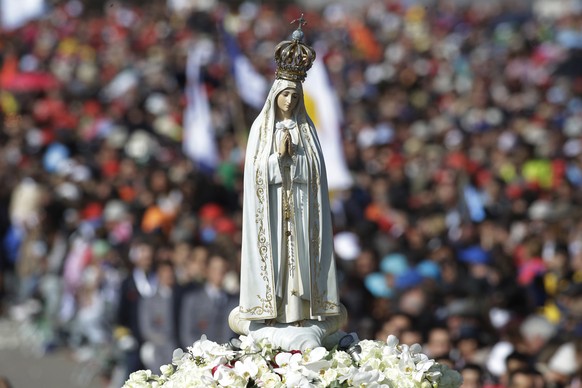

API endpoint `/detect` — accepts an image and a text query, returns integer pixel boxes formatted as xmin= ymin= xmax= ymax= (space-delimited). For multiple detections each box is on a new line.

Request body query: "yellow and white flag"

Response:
xmin=304 ymin=57 xmax=352 ymax=190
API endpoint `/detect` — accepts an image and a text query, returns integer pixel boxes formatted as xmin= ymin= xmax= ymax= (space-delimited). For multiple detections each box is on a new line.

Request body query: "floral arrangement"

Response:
xmin=123 ymin=334 xmax=462 ymax=388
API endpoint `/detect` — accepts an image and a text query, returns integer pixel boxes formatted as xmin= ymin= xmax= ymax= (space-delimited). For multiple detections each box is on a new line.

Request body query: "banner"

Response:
xmin=182 ymin=40 xmax=219 ymax=171
xmin=223 ymin=29 xmax=268 ymax=110
xmin=304 ymin=57 xmax=352 ymax=190
xmin=1 ymin=0 xmax=45 ymax=30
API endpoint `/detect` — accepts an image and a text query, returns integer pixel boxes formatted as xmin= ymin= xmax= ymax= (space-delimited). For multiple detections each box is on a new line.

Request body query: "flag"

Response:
xmin=223 ymin=29 xmax=268 ymax=110
xmin=183 ymin=40 xmax=219 ymax=171
xmin=304 ymin=57 xmax=352 ymax=190
xmin=1 ymin=0 xmax=45 ymax=30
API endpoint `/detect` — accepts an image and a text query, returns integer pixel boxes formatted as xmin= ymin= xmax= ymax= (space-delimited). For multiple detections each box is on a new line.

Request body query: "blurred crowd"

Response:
xmin=1 ymin=0 xmax=582 ymax=387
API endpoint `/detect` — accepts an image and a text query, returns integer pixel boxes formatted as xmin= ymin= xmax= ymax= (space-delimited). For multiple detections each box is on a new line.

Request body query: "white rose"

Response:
xmin=256 ymin=371 xmax=283 ymax=388
xmin=321 ymin=368 xmax=339 ymax=385
xmin=331 ymin=350 xmax=353 ymax=368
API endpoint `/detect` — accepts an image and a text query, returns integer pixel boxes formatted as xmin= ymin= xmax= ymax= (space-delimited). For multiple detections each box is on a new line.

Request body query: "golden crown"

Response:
xmin=274 ymin=14 xmax=316 ymax=82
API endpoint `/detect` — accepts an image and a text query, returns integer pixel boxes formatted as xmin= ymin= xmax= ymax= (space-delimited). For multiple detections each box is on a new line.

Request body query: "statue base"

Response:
xmin=228 ymin=304 xmax=348 ymax=351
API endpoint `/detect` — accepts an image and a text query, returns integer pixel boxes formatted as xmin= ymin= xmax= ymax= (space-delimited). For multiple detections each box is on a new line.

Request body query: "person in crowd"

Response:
xmin=507 ymin=368 xmax=544 ymax=388
xmin=138 ymin=261 xmax=177 ymax=372
xmin=0 ymin=376 xmax=12 ymax=388
xmin=375 ymin=311 xmax=414 ymax=341
xmin=179 ymin=254 xmax=238 ymax=347
xmin=116 ymin=239 xmax=157 ymax=376
xmin=460 ymin=363 xmax=484 ymax=388
xmin=425 ymin=326 xmax=453 ymax=359
xmin=500 ymin=351 xmax=531 ymax=388
xmin=399 ymin=326 xmax=423 ymax=346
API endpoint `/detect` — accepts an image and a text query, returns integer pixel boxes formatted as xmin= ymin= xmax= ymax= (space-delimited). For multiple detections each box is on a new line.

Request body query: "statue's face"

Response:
xmin=276 ymin=87 xmax=299 ymax=117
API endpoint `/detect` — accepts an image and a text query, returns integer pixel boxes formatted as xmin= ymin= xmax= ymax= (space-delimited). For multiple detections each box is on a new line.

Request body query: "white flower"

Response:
xmin=188 ymin=336 xmax=236 ymax=368
xmin=337 ymin=366 xmax=359 ymax=384
xmin=331 ymin=350 xmax=353 ymax=368
xmin=302 ymin=347 xmax=327 ymax=362
xmin=255 ymin=371 xmax=283 ymax=388
xmin=129 ymin=370 xmax=153 ymax=382
xmin=272 ymin=353 xmax=298 ymax=379
xmin=361 ymin=356 xmax=387 ymax=373
xmin=213 ymin=365 xmax=246 ymax=387
xmin=123 ymin=333 xmax=462 ymax=388
xmin=283 ymin=370 xmax=315 ymax=388
xmin=350 ymin=365 xmax=381 ymax=388
xmin=273 ymin=349 xmax=330 ymax=387
xmin=160 ymin=364 xmax=174 ymax=377
xmin=255 ymin=356 xmax=273 ymax=378
xmin=386 ymin=334 xmax=399 ymax=348
xmin=398 ymin=345 xmax=419 ymax=378
xmin=273 ymin=351 xmax=294 ymax=371
xmin=123 ymin=370 xmax=157 ymax=388
xmin=300 ymin=347 xmax=331 ymax=378
xmin=172 ymin=348 xmax=188 ymax=366
xmin=239 ymin=334 xmax=261 ymax=353
xmin=409 ymin=343 xmax=422 ymax=354
xmin=320 ymin=367 xmax=339 ymax=386
xmin=358 ymin=340 xmax=384 ymax=363
xmin=164 ymin=359 xmax=214 ymax=388
xmin=258 ymin=337 xmax=275 ymax=357
xmin=302 ymin=360 xmax=331 ymax=382
xmin=234 ymin=357 xmax=259 ymax=381
xmin=123 ymin=381 xmax=151 ymax=388
xmin=413 ymin=356 xmax=435 ymax=382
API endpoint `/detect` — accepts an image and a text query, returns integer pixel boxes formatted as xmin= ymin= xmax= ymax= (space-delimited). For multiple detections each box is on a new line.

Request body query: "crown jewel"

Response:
xmin=274 ymin=14 xmax=316 ymax=82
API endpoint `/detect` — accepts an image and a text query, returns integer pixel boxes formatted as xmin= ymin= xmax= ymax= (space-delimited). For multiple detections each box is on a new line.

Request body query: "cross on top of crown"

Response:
xmin=291 ymin=14 xmax=307 ymax=31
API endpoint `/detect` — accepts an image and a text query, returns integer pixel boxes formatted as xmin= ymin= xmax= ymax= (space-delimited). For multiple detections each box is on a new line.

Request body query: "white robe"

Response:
xmin=239 ymin=79 xmax=340 ymax=322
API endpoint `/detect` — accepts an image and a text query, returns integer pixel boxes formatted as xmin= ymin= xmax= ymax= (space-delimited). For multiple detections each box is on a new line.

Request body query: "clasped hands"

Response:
xmin=278 ymin=128 xmax=294 ymax=157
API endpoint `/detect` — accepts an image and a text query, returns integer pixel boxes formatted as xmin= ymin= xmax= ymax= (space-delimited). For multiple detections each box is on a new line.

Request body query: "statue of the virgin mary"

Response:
xmin=237 ymin=17 xmax=341 ymax=328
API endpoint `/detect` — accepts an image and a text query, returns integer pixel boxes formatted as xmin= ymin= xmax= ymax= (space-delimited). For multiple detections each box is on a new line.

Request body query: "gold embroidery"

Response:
xmin=240 ymin=111 xmax=276 ymax=318
xmin=300 ymin=122 xmax=339 ymax=315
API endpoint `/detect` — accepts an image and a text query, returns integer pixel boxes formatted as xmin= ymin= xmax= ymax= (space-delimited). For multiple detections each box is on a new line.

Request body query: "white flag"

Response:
xmin=183 ymin=40 xmax=219 ymax=170
xmin=223 ymin=29 xmax=268 ymax=110
xmin=1 ymin=0 xmax=45 ymax=30
xmin=304 ymin=57 xmax=352 ymax=190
